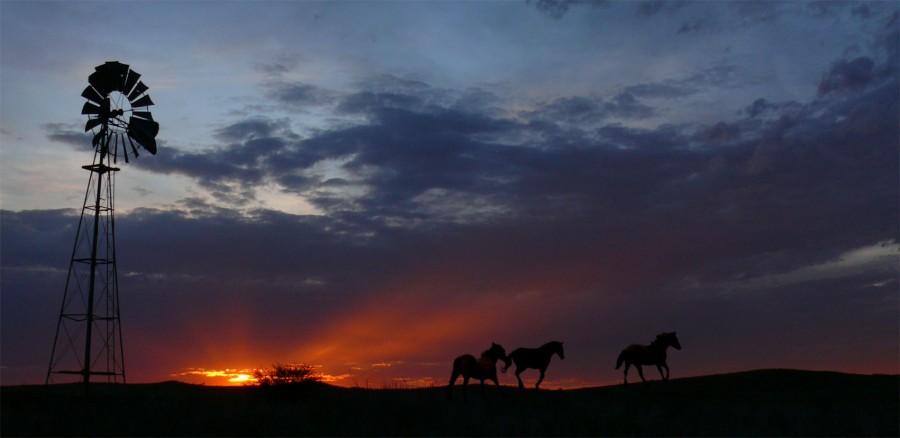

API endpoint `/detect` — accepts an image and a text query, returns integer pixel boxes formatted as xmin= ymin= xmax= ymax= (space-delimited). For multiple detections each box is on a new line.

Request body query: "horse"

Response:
xmin=501 ymin=341 xmax=564 ymax=389
xmin=615 ymin=332 xmax=681 ymax=385
xmin=447 ymin=343 xmax=510 ymax=401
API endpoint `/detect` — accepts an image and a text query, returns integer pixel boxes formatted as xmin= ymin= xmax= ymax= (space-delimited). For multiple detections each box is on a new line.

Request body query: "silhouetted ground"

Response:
xmin=2 ymin=369 xmax=897 ymax=436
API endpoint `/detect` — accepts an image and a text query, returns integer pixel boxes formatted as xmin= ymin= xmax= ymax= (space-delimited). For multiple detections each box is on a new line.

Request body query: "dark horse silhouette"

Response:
xmin=447 ymin=343 xmax=509 ymax=401
xmin=501 ymin=341 xmax=564 ymax=389
xmin=615 ymin=331 xmax=681 ymax=385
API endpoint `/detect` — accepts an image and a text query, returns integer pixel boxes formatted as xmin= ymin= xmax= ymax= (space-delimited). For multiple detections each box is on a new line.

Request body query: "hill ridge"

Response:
xmin=3 ymin=368 xmax=897 ymax=436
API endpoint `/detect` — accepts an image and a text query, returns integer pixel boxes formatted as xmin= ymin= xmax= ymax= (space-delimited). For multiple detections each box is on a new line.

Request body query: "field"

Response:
xmin=2 ymin=369 xmax=897 ymax=436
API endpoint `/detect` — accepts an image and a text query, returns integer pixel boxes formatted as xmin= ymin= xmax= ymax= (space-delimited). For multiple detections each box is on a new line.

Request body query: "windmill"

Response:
xmin=46 ymin=61 xmax=159 ymax=386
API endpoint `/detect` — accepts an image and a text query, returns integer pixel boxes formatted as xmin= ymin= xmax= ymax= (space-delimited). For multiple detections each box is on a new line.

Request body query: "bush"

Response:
xmin=253 ymin=363 xmax=322 ymax=386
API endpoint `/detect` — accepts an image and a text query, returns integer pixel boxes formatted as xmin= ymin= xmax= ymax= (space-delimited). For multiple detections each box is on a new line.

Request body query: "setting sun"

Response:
xmin=228 ymin=374 xmax=254 ymax=384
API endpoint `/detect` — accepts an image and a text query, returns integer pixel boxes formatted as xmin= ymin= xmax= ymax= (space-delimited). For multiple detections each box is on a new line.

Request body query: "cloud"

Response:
xmin=214 ymin=118 xmax=287 ymax=142
xmin=818 ymin=56 xmax=875 ymax=95
xmin=254 ymin=54 xmax=303 ymax=78
xmin=117 ymin=46 xmax=897 ymax=256
xmin=530 ymin=0 xmax=608 ymax=20
xmin=266 ymin=80 xmax=337 ymax=109
xmin=676 ymin=20 xmax=706 ymax=34
xmin=636 ymin=0 xmax=685 ymax=18
xmin=696 ymin=121 xmax=740 ymax=143
xmin=42 ymin=123 xmax=90 ymax=147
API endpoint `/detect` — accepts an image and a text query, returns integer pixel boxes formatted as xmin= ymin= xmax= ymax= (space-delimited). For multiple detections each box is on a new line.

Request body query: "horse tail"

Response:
xmin=615 ymin=351 xmax=625 ymax=369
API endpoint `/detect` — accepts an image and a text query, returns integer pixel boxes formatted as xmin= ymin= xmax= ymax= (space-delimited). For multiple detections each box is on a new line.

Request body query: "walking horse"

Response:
xmin=616 ymin=332 xmax=681 ymax=385
xmin=501 ymin=341 xmax=565 ymax=389
xmin=447 ymin=343 xmax=509 ymax=401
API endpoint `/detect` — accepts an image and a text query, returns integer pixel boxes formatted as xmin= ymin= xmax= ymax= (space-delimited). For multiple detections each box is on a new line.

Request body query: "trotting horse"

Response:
xmin=501 ymin=341 xmax=565 ymax=389
xmin=447 ymin=343 xmax=509 ymax=401
xmin=615 ymin=332 xmax=681 ymax=385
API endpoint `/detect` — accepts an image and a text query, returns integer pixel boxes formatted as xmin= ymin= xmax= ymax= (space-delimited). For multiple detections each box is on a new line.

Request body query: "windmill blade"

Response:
xmin=81 ymin=86 xmax=104 ymax=105
xmin=122 ymin=70 xmax=141 ymax=96
xmin=132 ymin=111 xmax=154 ymax=120
xmin=128 ymin=116 xmax=160 ymax=139
xmin=112 ymin=133 xmax=119 ymax=164
xmin=127 ymin=81 xmax=149 ymax=101
xmin=88 ymin=71 xmax=114 ymax=96
xmin=126 ymin=134 xmax=138 ymax=161
xmin=112 ymin=63 xmax=131 ymax=92
xmin=127 ymin=132 xmax=157 ymax=155
xmin=130 ymin=94 xmax=155 ymax=108
xmin=85 ymin=118 xmax=103 ymax=132
xmin=130 ymin=137 xmax=140 ymax=158
xmin=82 ymin=102 xmax=102 ymax=115
xmin=141 ymin=138 xmax=156 ymax=155
xmin=89 ymin=62 xmax=129 ymax=96
xmin=127 ymin=116 xmax=159 ymax=155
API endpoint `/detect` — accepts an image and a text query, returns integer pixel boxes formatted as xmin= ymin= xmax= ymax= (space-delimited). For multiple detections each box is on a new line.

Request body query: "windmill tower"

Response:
xmin=46 ymin=61 xmax=159 ymax=385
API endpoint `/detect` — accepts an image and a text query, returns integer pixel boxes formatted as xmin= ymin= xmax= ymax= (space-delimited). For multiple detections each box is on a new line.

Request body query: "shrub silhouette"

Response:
xmin=253 ymin=363 xmax=322 ymax=386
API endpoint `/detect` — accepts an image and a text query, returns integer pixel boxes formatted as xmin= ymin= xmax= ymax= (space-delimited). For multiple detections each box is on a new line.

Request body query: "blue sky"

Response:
xmin=2 ymin=1 xmax=897 ymax=387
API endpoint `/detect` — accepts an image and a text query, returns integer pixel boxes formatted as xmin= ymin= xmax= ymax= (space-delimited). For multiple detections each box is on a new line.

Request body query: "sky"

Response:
xmin=1 ymin=0 xmax=898 ymax=388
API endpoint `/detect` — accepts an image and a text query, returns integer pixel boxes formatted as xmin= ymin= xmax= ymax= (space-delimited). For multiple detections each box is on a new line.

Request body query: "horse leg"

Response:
xmin=462 ymin=376 xmax=470 ymax=403
xmin=660 ymin=362 xmax=670 ymax=381
xmin=535 ymin=368 xmax=545 ymax=389
xmin=635 ymin=364 xmax=647 ymax=383
xmin=447 ymin=368 xmax=460 ymax=400
xmin=623 ymin=362 xmax=630 ymax=385
xmin=490 ymin=374 xmax=506 ymax=398
xmin=480 ymin=378 xmax=486 ymax=399
xmin=515 ymin=367 xmax=525 ymax=389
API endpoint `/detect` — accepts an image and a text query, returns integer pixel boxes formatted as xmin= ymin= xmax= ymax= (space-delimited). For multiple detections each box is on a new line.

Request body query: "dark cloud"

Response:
xmin=266 ymin=80 xmax=336 ymax=108
xmin=624 ymin=82 xmax=697 ymax=99
xmin=530 ymin=0 xmax=608 ymax=20
xmin=696 ymin=121 xmax=740 ymax=143
xmin=746 ymin=98 xmax=775 ymax=118
xmin=676 ymin=20 xmax=706 ymax=34
xmin=532 ymin=0 xmax=571 ymax=19
xmin=42 ymin=123 xmax=90 ymax=147
xmin=744 ymin=98 xmax=803 ymax=119
xmin=620 ymin=66 xmax=744 ymax=103
xmin=523 ymin=93 xmax=654 ymax=129
xmin=607 ymin=91 xmax=655 ymax=119
xmin=685 ymin=65 xmax=741 ymax=88
xmin=127 ymin=47 xmax=897 ymax=254
xmin=254 ymin=55 xmax=303 ymax=78
xmin=818 ymin=56 xmax=875 ymax=95
xmin=337 ymin=91 xmax=425 ymax=115
xmin=736 ymin=2 xmax=782 ymax=25
xmin=637 ymin=0 xmax=685 ymax=18
xmin=213 ymin=118 xmax=287 ymax=142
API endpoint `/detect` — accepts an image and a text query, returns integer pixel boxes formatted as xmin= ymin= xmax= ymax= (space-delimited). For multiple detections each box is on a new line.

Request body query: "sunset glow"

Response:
xmin=176 ymin=369 xmax=259 ymax=386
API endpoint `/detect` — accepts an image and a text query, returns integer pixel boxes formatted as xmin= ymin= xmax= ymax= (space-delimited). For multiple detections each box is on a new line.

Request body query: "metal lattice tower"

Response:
xmin=46 ymin=147 xmax=125 ymax=384
xmin=47 ymin=61 xmax=159 ymax=386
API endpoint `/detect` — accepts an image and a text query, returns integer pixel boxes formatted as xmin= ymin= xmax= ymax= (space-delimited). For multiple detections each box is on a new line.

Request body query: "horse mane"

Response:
xmin=541 ymin=341 xmax=563 ymax=350
xmin=651 ymin=332 xmax=677 ymax=348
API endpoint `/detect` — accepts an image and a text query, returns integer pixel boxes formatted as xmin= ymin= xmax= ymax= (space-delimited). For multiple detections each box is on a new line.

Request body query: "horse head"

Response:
xmin=487 ymin=342 xmax=510 ymax=368
xmin=553 ymin=341 xmax=565 ymax=359
xmin=658 ymin=332 xmax=681 ymax=350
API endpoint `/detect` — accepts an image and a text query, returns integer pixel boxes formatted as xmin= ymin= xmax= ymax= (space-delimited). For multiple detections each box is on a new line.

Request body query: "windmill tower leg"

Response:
xmin=46 ymin=147 xmax=126 ymax=387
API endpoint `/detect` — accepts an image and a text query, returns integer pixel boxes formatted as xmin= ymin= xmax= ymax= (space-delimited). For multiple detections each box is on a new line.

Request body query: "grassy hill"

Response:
xmin=2 ymin=369 xmax=897 ymax=436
